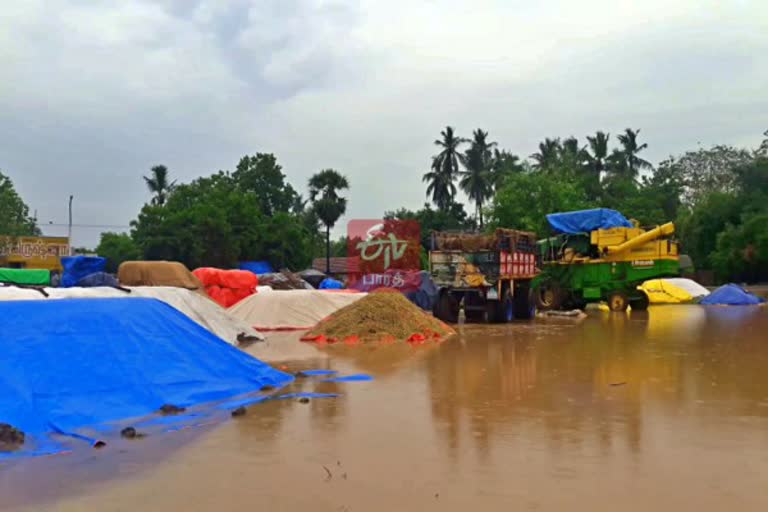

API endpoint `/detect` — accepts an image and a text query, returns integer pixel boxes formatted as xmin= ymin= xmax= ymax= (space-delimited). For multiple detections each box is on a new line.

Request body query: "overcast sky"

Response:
xmin=2 ymin=0 xmax=766 ymax=248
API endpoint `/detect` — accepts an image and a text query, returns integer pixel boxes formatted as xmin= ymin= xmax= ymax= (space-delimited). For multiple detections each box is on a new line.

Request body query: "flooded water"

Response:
xmin=3 ymin=305 xmax=768 ymax=511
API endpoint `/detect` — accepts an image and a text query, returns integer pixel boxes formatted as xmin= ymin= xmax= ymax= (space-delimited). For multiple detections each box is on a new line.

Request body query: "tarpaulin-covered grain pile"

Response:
xmin=301 ymin=289 xmax=454 ymax=344
xmin=193 ymin=267 xmax=258 ymax=307
xmin=0 ymin=286 xmax=264 ymax=343
xmin=0 ymin=297 xmax=291 ymax=458
xmin=117 ymin=261 xmax=202 ymax=289
xmin=229 ymin=289 xmax=365 ymax=330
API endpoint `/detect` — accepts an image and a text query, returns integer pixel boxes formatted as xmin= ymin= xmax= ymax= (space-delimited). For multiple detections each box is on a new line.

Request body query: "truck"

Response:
xmin=429 ymin=229 xmax=538 ymax=323
xmin=533 ymin=209 xmax=680 ymax=312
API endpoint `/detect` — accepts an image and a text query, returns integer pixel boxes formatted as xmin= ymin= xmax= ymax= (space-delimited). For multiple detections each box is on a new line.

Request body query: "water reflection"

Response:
xmin=427 ymin=306 xmax=768 ymax=463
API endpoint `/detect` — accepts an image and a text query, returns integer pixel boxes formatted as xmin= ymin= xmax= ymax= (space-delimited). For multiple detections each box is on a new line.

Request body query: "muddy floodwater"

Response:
xmin=3 ymin=305 xmax=768 ymax=511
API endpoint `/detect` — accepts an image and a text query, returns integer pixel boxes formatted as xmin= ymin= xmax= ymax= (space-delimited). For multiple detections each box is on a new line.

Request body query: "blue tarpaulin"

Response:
xmin=61 ymin=256 xmax=107 ymax=287
xmin=405 ymin=271 xmax=438 ymax=311
xmin=319 ymin=278 xmax=344 ymax=290
xmin=699 ymin=284 xmax=765 ymax=306
xmin=546 ymin=208 xmax=633 ymax=234
xmin=77 ymin=272 xmax=121 ymax=288
xmin=0 ymin=298 xmax=292 ymax=456
xmin=239 ymin=261 xmax=273 ymax=275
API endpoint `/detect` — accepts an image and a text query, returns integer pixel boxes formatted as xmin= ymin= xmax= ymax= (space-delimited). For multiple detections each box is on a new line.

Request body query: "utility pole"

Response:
xmin=68 ymin=195 xmax=73 ymax=255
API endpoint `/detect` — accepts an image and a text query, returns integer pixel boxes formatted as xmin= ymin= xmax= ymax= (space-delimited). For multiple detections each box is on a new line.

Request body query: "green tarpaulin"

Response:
xmin=0 ymin=268 xmax=51 ymax=286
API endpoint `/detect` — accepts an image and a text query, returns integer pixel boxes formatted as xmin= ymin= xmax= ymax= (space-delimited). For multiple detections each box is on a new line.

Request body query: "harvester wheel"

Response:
xmin=434 ymin=291 xmax=459 ymax=323
xmin=535 ymin=282 xmax=563 ymax=311
xmin=629 ymin=292 xmax=650 ymax=311
xmin=607 ymin=291 xmax=629 ymax=312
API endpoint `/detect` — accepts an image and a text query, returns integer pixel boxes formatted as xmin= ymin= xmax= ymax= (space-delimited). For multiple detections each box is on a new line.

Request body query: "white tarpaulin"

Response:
xmin=0 ymin=285 xmax=263 ymax=344
xmin=660 ymin=278 xmax=710 ymax=298
xmin=228 ymin=289 xmax=366 ymax=330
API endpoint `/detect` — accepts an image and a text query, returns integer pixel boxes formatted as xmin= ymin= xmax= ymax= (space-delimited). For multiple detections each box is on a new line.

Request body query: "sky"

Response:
xmin=1 ymin=0 xmax=767 ymax=248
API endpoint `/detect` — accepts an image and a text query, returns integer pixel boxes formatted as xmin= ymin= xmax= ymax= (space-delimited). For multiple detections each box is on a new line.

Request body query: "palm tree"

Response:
xmin=423 ymin=126 xmax=466 ymax=210
xmin=489 ymin=149 xmax=524 ymax=190
xmin=559 ymin=136 xmax=588 ymax=169
xmin=585 ymin=131 xmax=610 ymax=198
xmin=616 ymin=128 xmax=652 ymax=178
xmin=143 ymin=165 xmax=176 ymax=206
xmin=308 ymin=169 xmax=349 ymax=274
xmin=422 ymin=157 xmax=457 ymax=210
xmin=460 ymin=129 xmax=496 ymax=228
xmin=530 ymin=138 xmax=561 ymax=171
xmin=586 ymin=131 xmax=610 ymax=176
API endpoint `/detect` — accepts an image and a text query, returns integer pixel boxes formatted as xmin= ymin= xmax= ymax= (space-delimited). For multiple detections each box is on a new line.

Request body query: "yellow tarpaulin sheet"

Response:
xmin=639 ymin=279 xmax=694 ymax=304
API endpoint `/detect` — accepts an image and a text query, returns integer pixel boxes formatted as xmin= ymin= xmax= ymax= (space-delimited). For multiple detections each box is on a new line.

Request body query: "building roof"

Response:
xmin=311 ymin=257 xmax=360 ymax=275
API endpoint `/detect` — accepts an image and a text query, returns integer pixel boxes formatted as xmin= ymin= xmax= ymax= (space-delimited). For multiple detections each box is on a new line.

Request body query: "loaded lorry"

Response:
xmin=429 ymin=229 xmax=538 ymax=323
xmin=533 ymin=208 xmax=680 ymax=312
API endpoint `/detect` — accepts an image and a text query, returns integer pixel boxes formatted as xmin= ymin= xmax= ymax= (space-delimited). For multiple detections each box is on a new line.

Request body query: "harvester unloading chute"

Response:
xmin=603 ymin=222 xmax=675 ymax=254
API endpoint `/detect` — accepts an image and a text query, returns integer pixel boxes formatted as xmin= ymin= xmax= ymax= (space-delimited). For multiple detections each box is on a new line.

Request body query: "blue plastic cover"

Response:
xmin=0 ymin=298 xmax=292 ymax=455
xmin=546 ymin=208 xmax=633 ymax=234
xmin=699 ymin=284 xmax=765 ymax=306
xmin=405 ymin=271 xmax=438 ymax=311
xmin=319 ymin=278 xmax=344 ymax=289
xmin=239 ymin=261 xmax=273 ymax=275
xmin=77 ymin=271 xmax=120 ymax=288
xmin=60 ymin=255 xmax=107 ymax=287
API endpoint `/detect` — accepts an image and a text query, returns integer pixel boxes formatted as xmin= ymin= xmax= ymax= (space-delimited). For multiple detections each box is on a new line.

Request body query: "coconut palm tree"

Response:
xmin=422 ymin=157 xmax=457 ymax=210
xmin=584 ymin=131 xmax=610 ymax=199
xmin=308 ymin=169 xmax=349 ymax=274
xmin=530 ymin=138 xmax=561 ymax=171
xmin=460 ymin=129 xmax=496 ymax=228
xmin=143 ymin=165 xmax=176 ymax=206
xmin=586 ymin=131 xmax=610 ymax=175
xmin=615 ymin=128 xmax=652 ymax=178
xmin=423 ymin=126 xmax=466 ymax=210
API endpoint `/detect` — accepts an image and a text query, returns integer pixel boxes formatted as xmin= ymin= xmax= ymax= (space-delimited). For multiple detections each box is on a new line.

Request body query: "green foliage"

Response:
xmin=707 ymin=158 xmax=768 ymax=282
xmin=0 ymin=171 xmax=40 ymax=236
xmin=659 ymin=145 xmax=754 ymax=206
xmin=385 ymin=202 xmax=471 ymax=251
xmin=232 ymin=153 xmax=299 ymax=216
xmin=489 ymin=172 xmax=589 ymax=235
xmin=96 ymin=232 xmax=140 ymax=273
xmin=711 ymin=212 xmax=768 ymax=282
xmin=131 ymin=171 xmax=314 ymax=270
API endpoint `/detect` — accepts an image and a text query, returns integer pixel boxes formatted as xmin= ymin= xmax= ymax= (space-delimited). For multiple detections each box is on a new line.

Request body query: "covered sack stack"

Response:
xmin=193 ymin=267 xmax=258 ymax=308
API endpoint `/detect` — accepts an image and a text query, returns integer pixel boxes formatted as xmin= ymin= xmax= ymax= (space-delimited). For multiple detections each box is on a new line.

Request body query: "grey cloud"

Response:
xmin=1 ymin=0 xmax=766 ymax=248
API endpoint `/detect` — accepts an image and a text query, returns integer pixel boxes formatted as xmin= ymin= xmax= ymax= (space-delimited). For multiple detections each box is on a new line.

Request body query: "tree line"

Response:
xmin=410 ymin=126 xmax=768 ymax=282
xmin=2 ymin=128 xmax=767 ymax=283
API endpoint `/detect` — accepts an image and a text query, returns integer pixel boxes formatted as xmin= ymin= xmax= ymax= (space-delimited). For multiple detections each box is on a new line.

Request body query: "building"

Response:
xmin=0 ymin=236 xmax=70 ymax=272
xmin=311 ymin=256 xmax=361 ymax=281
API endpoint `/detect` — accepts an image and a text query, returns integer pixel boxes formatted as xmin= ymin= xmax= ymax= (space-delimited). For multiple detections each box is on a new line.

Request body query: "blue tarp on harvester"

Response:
xmin=699 ymin=284 xmax=765 ymax=306
xmin=0 ymin=298 xmax=292 ymax=455
xmin=546 ymin=208 xmax=633 ymax=234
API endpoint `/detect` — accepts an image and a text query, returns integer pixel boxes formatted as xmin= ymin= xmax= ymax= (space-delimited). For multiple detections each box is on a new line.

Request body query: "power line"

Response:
xmin=44 ymin=223 xmax=131 ymax=229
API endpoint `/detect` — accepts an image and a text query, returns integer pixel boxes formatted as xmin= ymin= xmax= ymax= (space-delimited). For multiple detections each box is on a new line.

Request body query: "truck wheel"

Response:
xmin=535 ymin=282 xmax=562 ymax=311
xmin=607 ymin=291 xmax=629 ymax=312
xmin=484 ymin=298 xmax=510 ymax=323
xmin=514 ymin=282 xmax=536 ymax=319
xmin=434 ymin=291 xmax=459 ymax=323
xmin=629 ymin=291 xmax=650 ymax=311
